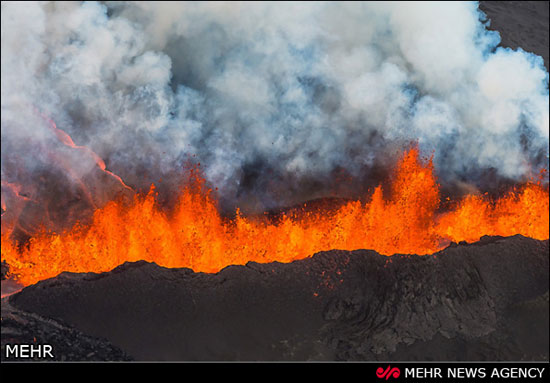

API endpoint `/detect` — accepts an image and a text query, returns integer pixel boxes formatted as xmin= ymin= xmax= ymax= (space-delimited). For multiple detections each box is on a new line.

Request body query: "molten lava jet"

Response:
xmin=2 ymin=147 xmax=548 ymax=286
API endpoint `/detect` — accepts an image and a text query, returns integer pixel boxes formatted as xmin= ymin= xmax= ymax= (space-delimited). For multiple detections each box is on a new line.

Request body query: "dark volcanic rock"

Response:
xmin=1 ymin=297 xmax=132 ymax=361
xmin=1 ymin=261 xmax=8 ymax=280
xmin=6 ymin=235 xmax=549 ymax=361
xmin=480 ymin=1 xmax=549 ymax=69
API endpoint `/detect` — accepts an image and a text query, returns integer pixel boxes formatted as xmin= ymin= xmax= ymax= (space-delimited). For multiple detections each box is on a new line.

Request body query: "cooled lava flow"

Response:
xmin=2 ymin=147 xmax=548 ymax=286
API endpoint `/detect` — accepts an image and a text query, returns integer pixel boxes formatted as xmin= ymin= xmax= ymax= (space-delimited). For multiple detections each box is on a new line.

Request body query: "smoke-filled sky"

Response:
xmin=1 ymin=1 xmax=549 ymax=214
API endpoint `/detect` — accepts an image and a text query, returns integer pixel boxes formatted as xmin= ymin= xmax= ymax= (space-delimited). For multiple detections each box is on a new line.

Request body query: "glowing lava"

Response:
xmin=39 ymin=112 xmax=133 ymax=193
xmin=1 ymin=148 xmax=549 ymax=286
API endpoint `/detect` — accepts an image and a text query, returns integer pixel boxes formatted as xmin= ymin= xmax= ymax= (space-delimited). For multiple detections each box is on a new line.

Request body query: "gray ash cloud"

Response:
xmin=1 ymin=2 xmax=548 ymax=216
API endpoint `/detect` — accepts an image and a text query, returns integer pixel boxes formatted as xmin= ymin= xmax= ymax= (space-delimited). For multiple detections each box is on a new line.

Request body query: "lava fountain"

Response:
xmin=2 ymin=147 xmax=548 ymax=286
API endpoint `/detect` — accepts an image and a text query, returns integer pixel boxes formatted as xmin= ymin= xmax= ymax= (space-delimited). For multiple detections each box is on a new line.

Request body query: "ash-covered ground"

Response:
xmin=479 ymin=1 xmax=549 ymax=70
xmin=2 ymin=235 xmax=548 ymax=361
xmin=1 ymin=299 xmax=132 ymax=361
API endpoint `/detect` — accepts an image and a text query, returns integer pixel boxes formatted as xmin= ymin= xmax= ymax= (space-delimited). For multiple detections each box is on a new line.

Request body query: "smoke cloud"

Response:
xmin=1 ymin=1 xmax=549 ymax=217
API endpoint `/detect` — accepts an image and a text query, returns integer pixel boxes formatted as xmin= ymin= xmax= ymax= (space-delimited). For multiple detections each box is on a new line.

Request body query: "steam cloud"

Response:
xmin=1 ymin=1 xmax=549 ymax=216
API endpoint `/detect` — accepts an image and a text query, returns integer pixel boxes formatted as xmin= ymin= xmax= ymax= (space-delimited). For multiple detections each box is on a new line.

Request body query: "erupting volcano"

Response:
xmin=2 ymin=146 xmax=548 ymax=286
xmin=1 ymin=1 xmax=549 ymax=363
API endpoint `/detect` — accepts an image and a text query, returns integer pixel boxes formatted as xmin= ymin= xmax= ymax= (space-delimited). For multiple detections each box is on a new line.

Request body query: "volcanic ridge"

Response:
xmin=2 ymin=235 xmax=548 ymax=361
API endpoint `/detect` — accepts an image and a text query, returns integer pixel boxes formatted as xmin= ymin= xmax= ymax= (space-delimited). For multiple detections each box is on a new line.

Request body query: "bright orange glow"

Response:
xmin=1 ymin=148 xmax=548 ymax=286
xmin=436 ymin=182 xmax=549 ymax=243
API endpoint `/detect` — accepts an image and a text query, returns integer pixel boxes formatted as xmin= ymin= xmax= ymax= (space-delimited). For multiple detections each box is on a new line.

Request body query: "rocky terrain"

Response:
xmin=3 ymin=235 xmax=548 ymax=361
xmin=2 ymin=1 xmax=549 ymax=363
xmin=1 ymin=298 xmax=132 ymax=361
xmin=480 ymin=1 xmax=549 ymax=69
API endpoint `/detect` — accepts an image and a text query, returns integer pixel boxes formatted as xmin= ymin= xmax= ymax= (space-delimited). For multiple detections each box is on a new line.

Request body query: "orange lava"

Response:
xmin=41 ymin=113 xmax=133 ymax=192
xmin=1 ymin=148 xmax=548 ymax=286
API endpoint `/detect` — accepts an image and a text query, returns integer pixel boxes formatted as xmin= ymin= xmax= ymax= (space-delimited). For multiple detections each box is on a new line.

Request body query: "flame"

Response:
xmin=436 ymin=182 xmax=549 ymax=243
xmin=1 ymin=148 xmax=548 ymax=286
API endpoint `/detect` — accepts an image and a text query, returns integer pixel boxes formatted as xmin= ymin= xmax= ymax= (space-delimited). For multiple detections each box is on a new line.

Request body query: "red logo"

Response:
xmin=376 ymin=365 xmax=401 ymax=380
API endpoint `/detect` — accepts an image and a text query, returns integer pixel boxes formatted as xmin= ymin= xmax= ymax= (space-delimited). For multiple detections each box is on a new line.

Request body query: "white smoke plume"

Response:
xmin=1 ymin=1 xmax=548 ymax=216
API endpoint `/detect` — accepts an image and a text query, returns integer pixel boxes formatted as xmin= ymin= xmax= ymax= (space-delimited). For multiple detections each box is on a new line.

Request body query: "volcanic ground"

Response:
xmin=1 ymin=235 xmax=548 ymax=361
xmin=1 ymin=1 xmax=549 ymax=362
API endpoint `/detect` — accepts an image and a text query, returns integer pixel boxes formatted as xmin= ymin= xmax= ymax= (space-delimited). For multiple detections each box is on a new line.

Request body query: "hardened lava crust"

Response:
xmin=3 ymin=235 xmax=548 ymax=361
